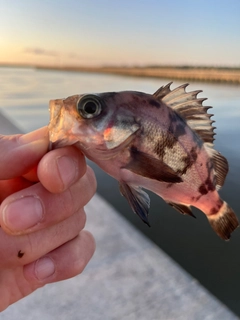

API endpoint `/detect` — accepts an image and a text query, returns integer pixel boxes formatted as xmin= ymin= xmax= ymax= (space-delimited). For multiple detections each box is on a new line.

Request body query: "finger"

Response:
xmin=38 ymin=146 xmax=87 ymax=193
xmin=0 ymin=208 xmax=86 ymax=268
xmin=23 ymin=230 xmax=95 ymax=288
xmin=0 ymin=166 xmax=96 ymax=235
xmin=0 ymin=127 xmax=49 ymax=180
xmin=0 ymin=177 xmax=33 ymax=203
xmin=23 ymin=165 xmax=39 ymax=182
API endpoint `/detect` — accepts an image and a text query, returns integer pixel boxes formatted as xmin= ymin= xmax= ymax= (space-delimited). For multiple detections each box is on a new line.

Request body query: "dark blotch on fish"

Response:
xmin=179 ymin=146 xmax=198 ymax=175
xmin=198 ymin=177 xmax=215 ymax=196
xmin=198 ymin=184 xmax=208 ymax=195
xmin=153 ymin=139 xmax=166 ymax=158
xmin=205 ymin=177 xmax=215 ymax=191
xmin=210 ymin=201 xmax=223 ymax=215
xmin=168 ymin=112 xmax=186 ymax=140
xmin=190 ymin=147 xmax=198 ymax=162
xmin=175 ymin=122 xmax=186 ymax=137
xmin=153 ymin=132 xmax=177 ymax=158
xmin=148 ymin=99 xmax=161 ymax=108
xmin=165 ymin=132 xmax=177 ymax=149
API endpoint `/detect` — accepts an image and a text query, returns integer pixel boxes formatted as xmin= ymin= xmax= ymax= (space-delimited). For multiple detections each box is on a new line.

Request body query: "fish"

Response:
xmin=48 ymin=82 xmax=239 ymax=240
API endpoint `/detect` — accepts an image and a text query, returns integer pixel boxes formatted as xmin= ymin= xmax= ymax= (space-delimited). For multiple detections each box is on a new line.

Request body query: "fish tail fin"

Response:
xmin=207 ymin=202 xmax=239 ymax=240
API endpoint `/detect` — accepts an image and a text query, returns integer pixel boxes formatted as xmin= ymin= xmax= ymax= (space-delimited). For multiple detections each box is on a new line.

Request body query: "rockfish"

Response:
xmin=48 ymin=83 xmax=238 ymax=240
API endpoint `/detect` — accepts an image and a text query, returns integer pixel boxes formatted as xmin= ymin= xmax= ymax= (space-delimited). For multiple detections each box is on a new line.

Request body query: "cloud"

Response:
xmin=24 ymin=47 xmax=58 ymax=57
xmin=23 ymin=47 xmax=97 ymax=65
xmin=24 ymin=48 xmax=91 ymax=60
xmin=67 ymin=52 xmax=95 ymax=61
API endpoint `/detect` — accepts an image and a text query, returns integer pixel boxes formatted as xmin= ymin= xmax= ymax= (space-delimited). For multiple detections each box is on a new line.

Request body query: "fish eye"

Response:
xmin=77 ymin=95 xmax=102 ymax=119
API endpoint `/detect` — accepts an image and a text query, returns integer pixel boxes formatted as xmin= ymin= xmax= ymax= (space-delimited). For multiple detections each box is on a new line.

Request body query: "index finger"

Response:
xmin=0 ymin=127 xmax=49 ymax=180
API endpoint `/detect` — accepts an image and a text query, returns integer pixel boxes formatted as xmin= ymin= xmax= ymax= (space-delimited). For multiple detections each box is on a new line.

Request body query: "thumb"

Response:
xmin=0 ymin=127 xmax=49 ymax=180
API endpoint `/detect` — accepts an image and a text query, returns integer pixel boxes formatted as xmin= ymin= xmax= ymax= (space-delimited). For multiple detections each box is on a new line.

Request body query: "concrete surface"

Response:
xmin=0 ymin=111 xmax=238 ymax=320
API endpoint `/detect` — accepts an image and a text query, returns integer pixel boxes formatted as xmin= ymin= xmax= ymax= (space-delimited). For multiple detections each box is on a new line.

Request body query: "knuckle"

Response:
xmin=85 ymin=166 xmax=97 ymax=194
xmin=61 ymin=187 xmax=76 ymax=215
xmin=68 ymin=167 xmax=96 ymax=212
xmin=77 ymin=232 xmax=95 ymax=273
xmin=79 ymin=208 xmax=87 ymax=229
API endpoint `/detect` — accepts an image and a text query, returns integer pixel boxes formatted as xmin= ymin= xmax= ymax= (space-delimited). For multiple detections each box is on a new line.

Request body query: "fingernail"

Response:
xmin=3 ymin=196 xmax=44 ymax=232
xmin=35 ymin=257 xmax=55 ymax=280
xmin=57 ymin=156 xmax=78 ymax=189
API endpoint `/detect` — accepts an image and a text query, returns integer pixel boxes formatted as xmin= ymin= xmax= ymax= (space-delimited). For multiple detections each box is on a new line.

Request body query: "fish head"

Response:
xmin=48 ymin=92 xmax=140 ymax=155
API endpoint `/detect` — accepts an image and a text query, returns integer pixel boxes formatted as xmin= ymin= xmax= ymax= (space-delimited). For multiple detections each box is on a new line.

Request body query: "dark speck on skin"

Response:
xmin=18 ymin=250 xmax=24 ymax=258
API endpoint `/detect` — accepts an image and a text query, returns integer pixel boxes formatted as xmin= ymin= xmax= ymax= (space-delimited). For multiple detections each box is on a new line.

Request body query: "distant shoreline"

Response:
xmin=1 ymin=63 xmax=240 ymax=84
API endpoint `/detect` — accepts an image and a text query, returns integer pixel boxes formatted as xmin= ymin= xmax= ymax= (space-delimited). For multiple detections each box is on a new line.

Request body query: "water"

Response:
xmin=1 ymin=67 xmax=240 ymax=315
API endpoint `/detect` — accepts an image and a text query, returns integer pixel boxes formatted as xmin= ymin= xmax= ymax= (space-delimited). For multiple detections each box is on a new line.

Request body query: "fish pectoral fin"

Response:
xmin=125 ymin=147 xmax=183 ymax=183
xmin=167 ymin=201 xmax=196 ymax=218
xmin=119 ymin=181 xmax=151 ymax=226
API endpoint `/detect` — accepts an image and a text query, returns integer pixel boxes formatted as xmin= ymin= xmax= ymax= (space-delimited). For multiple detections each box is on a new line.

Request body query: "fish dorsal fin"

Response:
xmin=153 ymin=83 xmax=215 ymax=146
xmin=153 ymin=83 xmax=228 ymax=190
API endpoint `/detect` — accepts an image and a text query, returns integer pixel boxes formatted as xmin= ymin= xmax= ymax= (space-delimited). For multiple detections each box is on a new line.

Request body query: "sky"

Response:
xmin=0 ymin=0 xmax=240 ymax=67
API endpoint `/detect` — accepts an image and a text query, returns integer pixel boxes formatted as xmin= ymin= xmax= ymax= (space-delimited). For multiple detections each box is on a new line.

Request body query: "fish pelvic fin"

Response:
xmin=207 ymin=201 xmax=239 ymax=240
xmin=167 ymin=201 xmax=196 ymax=218
xmin=119 ymin=181 xmax=151 ymax=227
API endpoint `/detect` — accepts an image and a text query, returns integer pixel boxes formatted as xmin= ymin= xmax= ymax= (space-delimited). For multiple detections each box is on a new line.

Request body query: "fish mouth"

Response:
xmin=48 ymin=98 xmax=82 ymax=151
xmin=48 ymin=141 xmax=53 ymax=151
xmin=48 ymin=99 xmax=65 ymax=150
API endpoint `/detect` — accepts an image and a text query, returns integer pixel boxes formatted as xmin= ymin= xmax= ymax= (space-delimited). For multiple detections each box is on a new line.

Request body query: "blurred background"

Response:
xmin=1 ymin=0 xmax=240 ymax=317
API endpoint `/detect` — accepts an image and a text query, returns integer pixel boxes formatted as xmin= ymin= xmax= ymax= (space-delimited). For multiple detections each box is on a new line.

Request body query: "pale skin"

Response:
xmin=0 ymin=126 xmax=96 ymax=311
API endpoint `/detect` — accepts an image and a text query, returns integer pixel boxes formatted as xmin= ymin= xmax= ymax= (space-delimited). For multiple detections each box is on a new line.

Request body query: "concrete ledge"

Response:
xmin=0 ymin=111 xmax=237 ymax=319
xmin=0 ymin=110 xmax=23 ymax=134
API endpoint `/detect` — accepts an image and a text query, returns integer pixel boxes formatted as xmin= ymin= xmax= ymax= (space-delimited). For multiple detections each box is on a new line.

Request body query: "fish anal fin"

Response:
xmin=153 ymin=83 xmax=215 ymax=146
xmin=119 ymin=182 xmax=150 ymax=226
xmin=126 ymin=147 xmax=183 ymax=183
xmin=167 ymin=201 xmax=196 ymax=218
xmin=207 ymin=202 xmax=239 ymax=240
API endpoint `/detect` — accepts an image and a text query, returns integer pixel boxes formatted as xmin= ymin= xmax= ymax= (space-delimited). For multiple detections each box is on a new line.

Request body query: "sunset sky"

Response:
xmin=1 ymin=0 xmax=240 ymax=67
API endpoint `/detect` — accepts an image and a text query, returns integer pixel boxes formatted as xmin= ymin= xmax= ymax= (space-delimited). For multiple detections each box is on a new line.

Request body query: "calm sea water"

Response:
xmin=1 ymin=67 xmax=240 ymax=315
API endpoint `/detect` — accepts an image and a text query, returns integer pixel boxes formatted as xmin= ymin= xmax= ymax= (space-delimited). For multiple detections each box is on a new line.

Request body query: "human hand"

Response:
xmin=0 ymin=127 xmax=96 ymax=311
